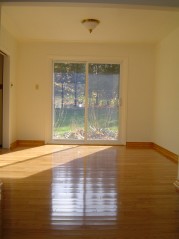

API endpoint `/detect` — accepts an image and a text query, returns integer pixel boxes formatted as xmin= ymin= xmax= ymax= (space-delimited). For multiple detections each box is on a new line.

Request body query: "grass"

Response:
xmin=53 ymin=107 xmax=118 ymax=139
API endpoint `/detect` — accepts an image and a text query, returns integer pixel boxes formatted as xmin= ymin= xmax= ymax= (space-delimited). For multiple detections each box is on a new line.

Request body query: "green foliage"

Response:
xmin=89 ymin=63 xmax=120 ymax=75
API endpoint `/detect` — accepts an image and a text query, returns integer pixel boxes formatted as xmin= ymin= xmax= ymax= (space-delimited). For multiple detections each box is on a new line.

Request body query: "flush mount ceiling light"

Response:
xmin=81 ymin=19 xmax=100 ymax=33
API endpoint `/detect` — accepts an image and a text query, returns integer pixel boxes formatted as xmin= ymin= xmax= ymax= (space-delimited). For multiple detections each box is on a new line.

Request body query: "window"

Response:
xmin=53 ymin=62 xmax=121 ymax=144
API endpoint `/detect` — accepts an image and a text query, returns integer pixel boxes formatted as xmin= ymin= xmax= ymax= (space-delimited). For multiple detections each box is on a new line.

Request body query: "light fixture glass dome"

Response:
xmin=81 ymin=19 xmax=100 ymax=33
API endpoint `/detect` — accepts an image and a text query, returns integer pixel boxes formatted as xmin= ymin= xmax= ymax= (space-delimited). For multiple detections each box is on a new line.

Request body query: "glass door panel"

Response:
xmin=87 ymin=64 xmax=120 ymax=141
xmin=53 ymin=63 xmax=86 ymax=140
xmin=53 ymin=62 xmax=120 ymax=143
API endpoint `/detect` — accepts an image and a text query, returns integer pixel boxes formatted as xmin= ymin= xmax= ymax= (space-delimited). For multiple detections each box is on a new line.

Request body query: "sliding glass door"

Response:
xmin=53 ymin=62 xmax=120 ymax=144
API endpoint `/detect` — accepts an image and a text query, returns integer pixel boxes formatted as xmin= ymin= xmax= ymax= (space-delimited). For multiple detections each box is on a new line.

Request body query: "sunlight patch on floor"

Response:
xmin=0 ymin=145 xmax=112 ymax=179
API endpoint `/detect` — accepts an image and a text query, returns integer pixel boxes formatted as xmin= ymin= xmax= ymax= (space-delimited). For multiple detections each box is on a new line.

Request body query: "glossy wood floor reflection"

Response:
xmin=0 ymin=145 xmax=179 ymax=239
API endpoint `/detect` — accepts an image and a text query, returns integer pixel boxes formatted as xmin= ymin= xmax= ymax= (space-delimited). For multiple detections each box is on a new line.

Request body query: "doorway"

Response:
xmin=52 ymin=62 xmax=121 ymax=144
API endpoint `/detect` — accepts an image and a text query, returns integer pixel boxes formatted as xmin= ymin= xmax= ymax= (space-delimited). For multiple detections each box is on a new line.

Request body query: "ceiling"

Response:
xmin=2 ymin=0 xmax=179 ymax=8
xmin=1 ymin=3 xmax=179 ymax=43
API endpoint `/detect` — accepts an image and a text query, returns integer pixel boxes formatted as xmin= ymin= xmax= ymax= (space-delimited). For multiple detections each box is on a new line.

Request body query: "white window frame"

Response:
xmin=46 ymin=56 xmax=128 ymax=145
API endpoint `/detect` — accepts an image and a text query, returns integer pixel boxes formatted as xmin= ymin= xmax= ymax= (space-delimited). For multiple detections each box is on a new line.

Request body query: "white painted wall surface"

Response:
xmin=17 ymin=42 xmax=155 ymax=143
xmin=154 ymin=27 xmax=179 ymax=155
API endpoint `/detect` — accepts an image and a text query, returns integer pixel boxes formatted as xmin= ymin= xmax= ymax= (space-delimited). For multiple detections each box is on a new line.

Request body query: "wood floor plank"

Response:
xmin=0 ymin=145 xmax=179 ymax=239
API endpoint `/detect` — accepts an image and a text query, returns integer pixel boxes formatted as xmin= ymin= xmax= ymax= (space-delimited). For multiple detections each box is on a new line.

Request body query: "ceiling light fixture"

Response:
xmin=81 ymin=19 xmax=100 ymax=33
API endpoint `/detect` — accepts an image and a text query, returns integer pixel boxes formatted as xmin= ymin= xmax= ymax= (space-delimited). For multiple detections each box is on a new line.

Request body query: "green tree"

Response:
xmin=54 ymin=63 xmax=85 ymax=107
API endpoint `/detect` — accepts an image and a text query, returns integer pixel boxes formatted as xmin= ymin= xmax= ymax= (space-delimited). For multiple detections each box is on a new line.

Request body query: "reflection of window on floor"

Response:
xmin=51 ymin=148 xmax=118 ymax=227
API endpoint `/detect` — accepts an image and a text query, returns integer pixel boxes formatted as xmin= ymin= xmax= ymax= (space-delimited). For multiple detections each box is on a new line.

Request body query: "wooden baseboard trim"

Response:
xmin=10 ymin=141 xmax=18 ymax=150
xmin=11 ymin=140 xmax=45 ymax=148
xmin=126 ymin=142 xmax=178 ymax=162
xmin=17 ymin=140 xmax=45 ymax=147
xmin=153 ymin=143 xmax=178 ymax=163
xmin=126 ymin=142 xmax=153 ymax=148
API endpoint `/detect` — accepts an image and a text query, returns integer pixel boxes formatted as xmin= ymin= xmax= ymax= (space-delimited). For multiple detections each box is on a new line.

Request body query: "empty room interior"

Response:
xmin=0 ymin=0 xmax=179 ymax=238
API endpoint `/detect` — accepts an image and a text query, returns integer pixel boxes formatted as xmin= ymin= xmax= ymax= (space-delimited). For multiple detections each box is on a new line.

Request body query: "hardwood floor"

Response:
xmin=0 ymin=145 xmax=179 ymax=239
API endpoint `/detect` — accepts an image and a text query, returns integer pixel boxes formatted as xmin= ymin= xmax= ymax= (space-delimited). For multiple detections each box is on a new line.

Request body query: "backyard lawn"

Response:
xmin=53 ymin=107 xmax=118 ymax=140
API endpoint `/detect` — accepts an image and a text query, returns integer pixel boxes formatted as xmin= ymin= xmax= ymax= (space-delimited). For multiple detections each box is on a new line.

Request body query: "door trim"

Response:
xmin=46 ymin=56 xmax=128 ymax=145
xmin=0 ymin=51 xmax=11 ymax=148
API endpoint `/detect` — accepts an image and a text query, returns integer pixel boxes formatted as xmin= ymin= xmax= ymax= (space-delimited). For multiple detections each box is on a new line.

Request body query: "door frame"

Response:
xmin=0 ymin=50 xmax=10 ymax=148
xmin=46 ymin=56 xmax=128 ymax=145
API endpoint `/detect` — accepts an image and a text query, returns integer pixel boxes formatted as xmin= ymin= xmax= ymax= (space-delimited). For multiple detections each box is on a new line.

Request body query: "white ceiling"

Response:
xmin=2 ymin=3 xmax=179 ymax=43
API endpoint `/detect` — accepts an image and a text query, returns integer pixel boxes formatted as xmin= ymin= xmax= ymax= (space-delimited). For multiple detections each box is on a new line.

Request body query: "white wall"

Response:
xmin=17 ymin=42 xmax=155 ymax=143
xmin=154 ymin=27 xmax=179 ymax=155
xmin=0 ymin=23 xmax=18 ymax=147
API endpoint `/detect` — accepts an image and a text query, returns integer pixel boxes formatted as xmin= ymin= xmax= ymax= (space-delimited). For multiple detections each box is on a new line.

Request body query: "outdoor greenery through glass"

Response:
xmin=53 ymin=62 xmax=120 ymax=141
